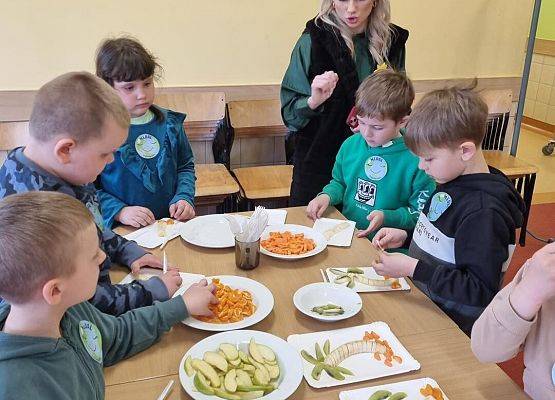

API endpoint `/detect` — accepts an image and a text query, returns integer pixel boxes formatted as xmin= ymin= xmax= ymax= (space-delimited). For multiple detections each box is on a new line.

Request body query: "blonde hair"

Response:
xmin=29 ymin=71 xmax=130 ymax=143
xmin=316 ymin=0 xmax=392 ymax=64
xmin=0 ymin=192 xmax=94 ymax=304
xmin=405 ymin=81 xmax=488 ymax=155
xmin=356 ymin=69 xmax=414 ymax=122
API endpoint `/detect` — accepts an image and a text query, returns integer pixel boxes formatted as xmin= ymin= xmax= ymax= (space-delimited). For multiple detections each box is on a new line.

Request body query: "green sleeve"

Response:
xmin=100 ymin=296 xmax=188 ymax=366
xmin=280 ymin=34 xmax=322 ymax=132
xmin=382 ymin=168 xmax=435 ymax=230
xmin=321 ymin=145 xmax=346 ymax=205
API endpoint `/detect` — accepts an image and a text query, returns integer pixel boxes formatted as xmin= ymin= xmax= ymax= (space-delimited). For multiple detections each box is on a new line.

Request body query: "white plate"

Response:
xmin=312 ymin=218 xmax=356 ymax=247
xmin=260 ymin=224 xmax=327 ymax=260
xmin=179 ymin=330 xmax=303 ymax=400
xmin=180 ymin=214 xmax=247 ymax=248
xmin=339 ymin=377 xmax=449 ymax=400
xmin=325 ymin=267 xmax=411 ymax=292
xmin=293 ymin=283 xmax=362 ymax=322
xmin=183 ymin=275 xmax=274 ymax=331
xmin=123 ymin=218 xmax=185 ymax=248
xmin=119 ymin=268 xmax=205 ymax=293
xmin=287 ymin=322 xmax=420 ymax=388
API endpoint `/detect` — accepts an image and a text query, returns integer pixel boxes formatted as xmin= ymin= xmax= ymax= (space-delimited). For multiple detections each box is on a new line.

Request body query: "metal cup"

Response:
xmin=235 ymin=237 xmax=260 ymax=270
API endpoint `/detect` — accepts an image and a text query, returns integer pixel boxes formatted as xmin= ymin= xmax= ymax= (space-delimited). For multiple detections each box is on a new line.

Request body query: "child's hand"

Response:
xmin=372 ymin=228 xmax=408 ymax=250
xmin=169 ymin=200 xmax=195 ymax=221
xmin=159 ymin=270 xmax=184 ymax=297
xmin=182 ymin=279 xmax=218 ymax=316
xmin=308 ymin=71 xmax=339 ymax=110
xmin=356 ymin=210 xmax=385 ymax=237
xmin=306 ymin=194 xmax=330 ymax=221
xmin=373 ymin=252 xmax=418 ymax=278
xmin=116 ymin=206 xmax=155 ymax=228
xmin=130 ymin=254 xmax=163 ymax=274
xmin=510 ymin=242 xmax=555 ymax=320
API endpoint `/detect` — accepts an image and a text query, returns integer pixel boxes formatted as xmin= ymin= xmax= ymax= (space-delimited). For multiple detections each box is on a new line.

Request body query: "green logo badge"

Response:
xmin=135 ymin=134 xmax=160 ymax=159
xmin=427 ymin=192 xmax=452 ymax=222
xmin=79 ymin=320 xmax=103 ymax=364
xmin=364 ymin=156 xmax=388 ymax=181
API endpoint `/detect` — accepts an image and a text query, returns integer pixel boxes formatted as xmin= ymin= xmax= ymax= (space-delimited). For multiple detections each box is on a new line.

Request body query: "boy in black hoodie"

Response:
xmin=371 ymin=85 xmax=525 ymax=336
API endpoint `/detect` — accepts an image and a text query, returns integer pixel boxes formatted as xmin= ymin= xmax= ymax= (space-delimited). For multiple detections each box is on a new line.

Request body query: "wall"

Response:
xmin=537 ymin=0 xmax=555 ymax=40
xmin=0 ymin=0 xmax=533 ymax=90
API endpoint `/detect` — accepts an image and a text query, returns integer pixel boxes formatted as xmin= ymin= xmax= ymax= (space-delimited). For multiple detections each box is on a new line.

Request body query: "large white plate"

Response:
xmin=123 ymin=218 xmax=185 ymax=248
xmin=312 ymin=218 xmax=356 ymax=247
xmin=182 ymin=275 xmax=274 ymax=331
xmin=260 ymin=224 xmax=327 ymax=260
xmin=180 ymin=215 xmax=247 ymax=248
xmin=339 ymin=377 xmax=450 ymax=400
xmin=179 ymin=330 xmax=303 ymax=400
xmin=287 ymin=322 xmax=420 ymax=388
xmin=293 ymin=282 xmax=362 ymax=322
xmin=325 ymin=267 xmax=411 ymax=292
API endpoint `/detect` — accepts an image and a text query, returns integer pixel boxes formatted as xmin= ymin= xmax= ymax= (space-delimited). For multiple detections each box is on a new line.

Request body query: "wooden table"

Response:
xmin=105 ymin=207 xmax=527 ymax=399
xmin=484 ymin=150 xmax=538 ymax=246
xmin=232 ymin=165 xmax=293 ymax=209
xmin=195 ymin=163 xmax=239 ymax=212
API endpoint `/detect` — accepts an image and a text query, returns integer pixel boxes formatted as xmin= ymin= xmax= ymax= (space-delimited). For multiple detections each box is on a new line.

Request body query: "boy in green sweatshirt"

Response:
xmin=307 ymin=70 xmax=435 ymax=240
xmin=0 ymin=191 xmax=217 ymax=400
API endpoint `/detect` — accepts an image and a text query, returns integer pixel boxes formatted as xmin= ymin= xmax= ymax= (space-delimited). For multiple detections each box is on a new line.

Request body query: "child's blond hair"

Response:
xmin=355 ymin=69 xmax=414 ymax=122
xmin=0 ymin=192 xmax=94 ymax=303
xmin=405 ymin=83 xmax=488 ymax=155
xmin=29 ymin=71 xmax=130 ymax=143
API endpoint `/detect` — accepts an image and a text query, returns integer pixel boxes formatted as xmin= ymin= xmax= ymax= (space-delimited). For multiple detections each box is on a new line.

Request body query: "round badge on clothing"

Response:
xmin=364 ymin=156 xmax=388 ymax=181
xmin=79 ymin=320 xmax=103 ymax=364
xmin=427 ymin=192 xmax=452 ymax=222
xmin=135 ymin=134 xmax=160 ymax=159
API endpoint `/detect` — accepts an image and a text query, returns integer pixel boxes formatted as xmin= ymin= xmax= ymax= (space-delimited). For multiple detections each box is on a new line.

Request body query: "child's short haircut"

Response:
xmin=405 ymin=83 xmax=489 ymax=154
xmin=95 ymin=36 xmax=162 ymax=86
xmin=0 ymin=192 xmax=94 ymax=303
xmin=355 ymin=69 xmax=414 ymax=122
xmin=29 ymin=71 xmax=129 ymax=143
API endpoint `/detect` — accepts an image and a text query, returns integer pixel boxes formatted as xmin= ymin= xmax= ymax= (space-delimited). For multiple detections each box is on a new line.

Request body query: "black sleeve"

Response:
xmin=412 ymin=209 xmax=510 ymax=307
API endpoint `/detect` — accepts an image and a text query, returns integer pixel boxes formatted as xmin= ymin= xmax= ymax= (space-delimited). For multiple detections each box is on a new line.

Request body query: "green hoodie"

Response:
xmin=322 ymin=134 xmax=435 ymax=237
xmin=0 ymin=297 xmax=188 ymax=400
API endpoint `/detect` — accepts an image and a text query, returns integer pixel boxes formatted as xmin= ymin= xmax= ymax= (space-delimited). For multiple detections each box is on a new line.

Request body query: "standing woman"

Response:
xmin=281 ymin=0 xmax=408 ymax=206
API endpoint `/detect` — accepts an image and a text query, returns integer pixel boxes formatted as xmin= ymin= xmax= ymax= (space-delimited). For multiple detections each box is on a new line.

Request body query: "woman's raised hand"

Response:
xmin=308 ymin=71 xmax=339 ymax=110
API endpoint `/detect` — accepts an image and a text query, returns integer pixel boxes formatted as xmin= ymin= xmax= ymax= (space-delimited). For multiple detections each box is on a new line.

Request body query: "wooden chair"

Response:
xmin=228 ymin=100 xmax=292 ymax=209
xmin=480 ymin=89 xmax=513 ymax=151
xmin=0 ymin=121 xmax=29 ymax=163
xmin=155 ymin=92 xmax=232 ymax=166
xmin=194 ymin=163 xmax=240 ymax=213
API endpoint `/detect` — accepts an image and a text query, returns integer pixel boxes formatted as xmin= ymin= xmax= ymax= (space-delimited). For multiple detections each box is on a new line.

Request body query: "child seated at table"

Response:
xmin=0 ymin=191 xmax=217 ymax=399
xmin=0 ymin=71 xmax=182 ymax=316
xmin=471 ymin=242 xmax=555 ymax=400
xmin=371 ymin=84 xmax=525 ymax=335
xmin=95 ymin=36 xmax=196 ymax=229
xmin=306 ymin=70 xmax=435 ymax=241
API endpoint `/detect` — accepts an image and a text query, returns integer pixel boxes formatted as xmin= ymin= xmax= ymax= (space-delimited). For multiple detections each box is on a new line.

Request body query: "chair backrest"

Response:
xmin=0 ymin=121 xmax=29 ymax=163
xmin=480 ymin=89 xmax=513 ymax=151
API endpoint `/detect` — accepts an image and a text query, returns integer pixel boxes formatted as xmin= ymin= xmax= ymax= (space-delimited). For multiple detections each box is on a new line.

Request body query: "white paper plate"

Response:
xmin=293 ymin=282 xmax=362 ymax=322
xmin=183 ymin=275 xmax=274 ymax=331
xmin=260 ymin=224 xmax=327 ymax=260
xmin=180 ymin=214 xmax=247 ymax=248
xmin=287 ymin=322 xmax=420 ymax=388
xmin=179 ymin=330 xmax=303 ymax=400
xmin=119 ymin=268 xmax=205 ymax=293
xmin=312 ymin=218 xmax=356 ymax=247
xmin=325 ymin=267 xmax=411 ymax=292
xmin=123 ymin=218 xmax=185 ymax=248
xmin=339 ymin=377 xmax=449 ymax=400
